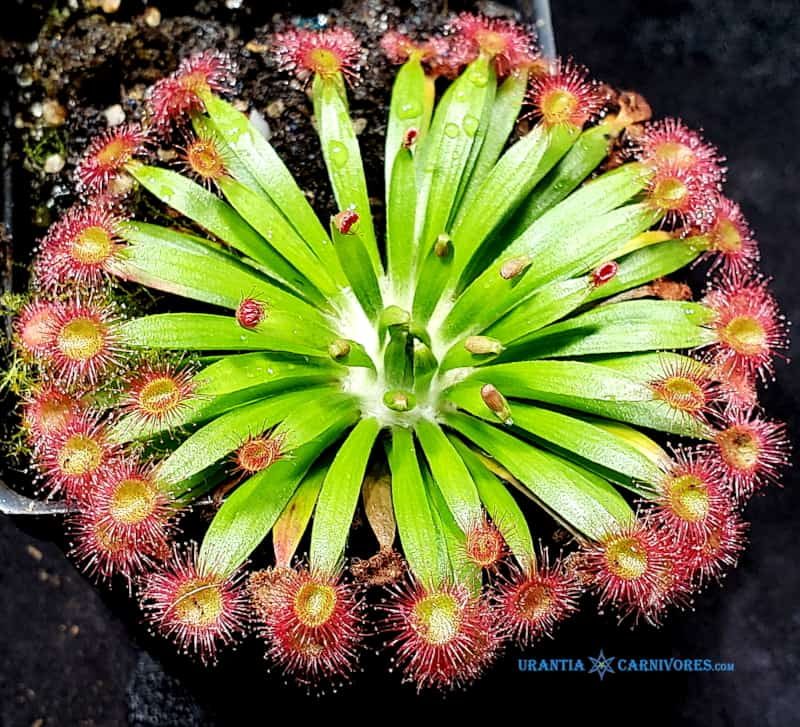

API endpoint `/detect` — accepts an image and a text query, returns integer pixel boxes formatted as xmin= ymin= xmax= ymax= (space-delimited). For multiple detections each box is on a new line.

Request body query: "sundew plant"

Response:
xmin=5 ymin=13 xmax=790 ymax=690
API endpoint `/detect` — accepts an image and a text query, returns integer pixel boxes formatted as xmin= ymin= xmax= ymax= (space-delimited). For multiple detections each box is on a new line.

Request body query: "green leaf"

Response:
xmin=386 ymin=146 xmax=418 ymax=294
xmin=156 ymin=387 xmax=343 ymax=488
xmin=385 ymin=57 xmax=431 ymax=195
xmin=444 ymin=203 xmax=662 ymax=339
xmin=442 ymin=411 xmax=634 ymax=540
xmin=310 ymin=418 xmax=381 ymax=576
xmin=218 ymin=176 xmax=338 ymax=299
xmin=585 ymin=237 xmax=707 ymax=302
xmin=331 ymin=222 xmax=383 ymax=319
xmin=115 ymin=221 xmax=327 ymax=319
xmin=456 ymin=360 xmax=711 ymax=438
xmin=128 ymin=164 xmax=317 ymax=301
xmin=424 ymin=468 xmax=482 ymax=594
xmin=450 ymin=123 xmax=578 ymax=286
xmin=387 ymin=426 xmax=447 ymax=588
xmin=201 ymin=93 xmax=345 ymax=286
xmin=453 ymin=69 xmax=530 ymax=224
xmin=314 ymin=76 xmax=381 ymax=275
xmin=501 ymin=122 xmax=619 ymax=242
xmin=449 ymin=393 xmax=663 ymax=486
xmin=439 ymin=277 xmax=593 ymax=371
xmin=414 ymin=418 xmax=482 ymax=531
xmin=108 ymin=352 xmax=339 ymax=443
xmin=119 ymin=312 xmax=335 ymax=358
xmin=273 ymin=464 xmax=327 ymax=568
xmin=507 ymin=299 xmax=716 ymax=359
xmin=451 ymin=437 xmax=536 ymax=572
xmin=412 ymin=57 xmax=496 ymax=322
xmin=198 ymin=400 xmax=357 ymax=576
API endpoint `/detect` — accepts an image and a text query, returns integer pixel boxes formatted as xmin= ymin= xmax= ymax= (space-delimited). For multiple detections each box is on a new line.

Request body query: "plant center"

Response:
xmin=72 ymin=226 xmax=113 ymax=265
xmin=655 ymin=375 xmax=706 ymax=412
xmin=58 ymin=317 xmax=104 ymax=361
xmin=109 ymin=477 xmax=159 ymax=524
xmin=653 ymin=141 xmax=695 ymax=168
xmin=96 ymin=138 xmax=132 ymax=167
xmin=294 ymin=581 xmax=337 ymax=628
xmin=604 ymin=536 xmax=648 ymax=581
xmin=666 ymin=474 xmax=709 ymax=522
xmin=58 ymin=433 xmax=102 ymax=476
xmin=186 ymin=139 xmax=226 ymax=181
xmin=721 ymin=315 xmax=766 ymax=355
xmin=516 ymin=581 xmax=554 ymax=621
xmin=308 ymin=48 xmax=341 ymax=77
xmin=713 ymin=217 xmax=743 ymax=252
xmin=717 ymin=425 xmax=760 ymax=471
xmin=651 ymin=176 xmax=688 ymax=210
xmin=413 ymin=592 xmax=461 ymax=646
xmin=540 ymin=89 xmax=578 ymax=125
xmin=139 ymin=376 xmax=182 ymax=415
xmin=173 ymin=580 xmax=225 ymax=627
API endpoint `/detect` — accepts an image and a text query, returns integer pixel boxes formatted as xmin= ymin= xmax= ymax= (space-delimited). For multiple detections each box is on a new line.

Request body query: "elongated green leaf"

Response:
xmin=273 ymin=464 xmax=327 ymax=568
xmin=580 ymin=417 xmax=671 ymax=470
xmin=314 ymin=76 xmax=381 ymax=274
xmin=156 ymin=387 xmax=342 ymax=487
xmin=386 ymin=146 xmax=418 ymax=294
xmin=440 ymin=277 xmax=593 ymax=371
xmin=413 ymin=57 xmax=496 ymax=322
xmin=115 ymin=221 xmax=326 ymax=319
xmin=445 ymin=203 xmax=662 ymax=339
xmin=450 ymin=124 xmax=577 ymax=284
xmin=442 ymin=411 xmax=634 ymax=539
xmin=587 ymin=238 xmax=707 ymax=303
xmin=387 ymin=426 xmax=447 ymax=588
xmin=198 ymin=401 xmax=357 ymax=576
xmin=218 ymin=177 xmax=337 ymax=299
xmin=502 ymin=122 xmax=618 ymax=242
xmin=448 ymin=393 xmax=663 ymax=486
xmin=385 ymin=57 xmax=431 ymax=195
xmin=331 ymin=223 xmax=383 ymax=319
xmin=109 ymin=353 xmax=339 ymax=443
xmin=451 ymin=437 xmax=536 ymax=571
xmin=129 ymin=164 xmax=319 ymax=300
xmin=453 ymin=69 xmax=529 ymax=224
xmin=414 ymin=418 xmax=482 ymax=531
xmin=457 ymin=360 xmax=711 ymax=438
xmin=119 ymin=312 xmax=334 ymax=358
xmin=201 ymin=93 xmax=345 ymax=286
xmin=508 ymin=299 xmax=716 ymax=359
xmin=424 ymin=468 xmax=482 ymax=594
xmin=310 ymin=418 xmax=381 ymax=575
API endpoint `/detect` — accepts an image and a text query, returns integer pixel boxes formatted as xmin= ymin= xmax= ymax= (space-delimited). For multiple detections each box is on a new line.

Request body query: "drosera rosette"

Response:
xmin=2 ymin=9 xmax=791 ymax=689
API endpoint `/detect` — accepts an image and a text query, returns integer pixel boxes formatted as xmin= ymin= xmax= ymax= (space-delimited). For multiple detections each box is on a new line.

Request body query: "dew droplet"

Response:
xmin=468 ymin=67 xmax=489 ymax=87
xmin=444 ymin=122 xmax=460 ymax=139
xmin=328 ymin=141 xmax=349 ymax=168
xmin=462 ymin=115 xmax=479 ymax=137
xmin=397 ymin=100 xmax=422 ymax=119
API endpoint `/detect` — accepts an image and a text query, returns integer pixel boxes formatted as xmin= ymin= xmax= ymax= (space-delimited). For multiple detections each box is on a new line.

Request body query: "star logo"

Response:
xmin=588 ymin=649 xmax=616 ymax=680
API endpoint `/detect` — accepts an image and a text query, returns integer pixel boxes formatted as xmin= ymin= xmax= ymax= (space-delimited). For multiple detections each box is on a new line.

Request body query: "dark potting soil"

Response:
xmin=1 ymin=1 xmax=799 ymax=725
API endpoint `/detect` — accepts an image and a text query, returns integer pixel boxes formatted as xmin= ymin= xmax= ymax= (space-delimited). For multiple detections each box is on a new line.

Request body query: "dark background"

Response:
xmin=1 ymin=1 xmax=798 ymax=725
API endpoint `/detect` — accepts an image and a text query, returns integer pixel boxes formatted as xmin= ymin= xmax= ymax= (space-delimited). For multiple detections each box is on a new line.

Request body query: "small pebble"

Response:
xmin=69 ymin=624 xmax=80 ymax=637
xmin=43 ymin=154 xmax=65 ymax=174
xmin=225 ymin=0 xmax=243 ymax=8
xmin=26 ymin=544 xmax=43 ymax=561
xmin=42 ymin=99 xmax=66 ymax=126
xmin=143 ymin=6 xmax=161 ymax=27
xmin=352 ymin=117 xmax=367 ymax=135
xmin=245 ymin=40 xmax=269 ymax=53
xmin=102 ymin=0 xmax=121 ymax=13
xmin=233 ymin=99 xmax=248 ymax=112
xmin=157 ymin=148 xmax=177 ymax=162
xmin=265 ymin=99 xmax=285 ymax=118
xmin=103 ymin=103 xmax=125 ymax=127
xmin=31 ymin=719 xmax=44 ymax=727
